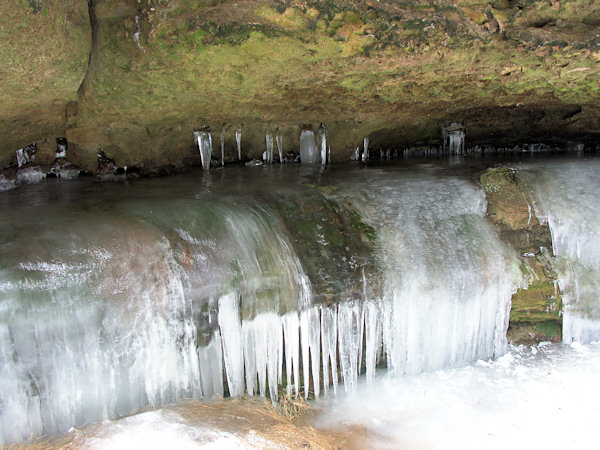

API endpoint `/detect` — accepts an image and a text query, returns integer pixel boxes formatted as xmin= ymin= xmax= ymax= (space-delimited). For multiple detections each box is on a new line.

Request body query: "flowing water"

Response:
xmin=0 ymin=156 xmax=599 ymax=446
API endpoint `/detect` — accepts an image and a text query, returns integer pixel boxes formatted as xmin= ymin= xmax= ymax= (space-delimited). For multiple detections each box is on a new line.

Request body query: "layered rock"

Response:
xmin=481 ymin=167 xmax=562 ymax=343
xmin=1 ymin=0 xmax=599 ymax=173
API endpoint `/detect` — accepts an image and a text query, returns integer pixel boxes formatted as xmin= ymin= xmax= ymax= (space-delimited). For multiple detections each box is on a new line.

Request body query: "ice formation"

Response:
xmin=16 ymin=166 xmax=45 ymax=185
xmin=265 ymin=132 xmax=274 ymax=164
xmin=276 ymin=131 xmax=283 ymax=164
xmin=443 ymin=123 xmax=466 ymax=154
xmin=0 ymin=169 xmax=533 ymax=445
xmin=318 ymin=124 xmax=328 ymax=165
xmin=521 ymin=159 xmax=600 ymax=342
xmin=194 ymin=131 xmax=212 ymax=170
xmin=235 ymin=128 xmax=242 ymax=160
xmin=362 ymin=137 xmax=369 ymax=162
xmin=299 ymin=129 xmax=318 ymax=164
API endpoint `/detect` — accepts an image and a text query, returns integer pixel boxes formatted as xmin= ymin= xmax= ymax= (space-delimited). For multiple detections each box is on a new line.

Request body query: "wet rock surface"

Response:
xmin=481 ymin=167 xmax=562 ymax=343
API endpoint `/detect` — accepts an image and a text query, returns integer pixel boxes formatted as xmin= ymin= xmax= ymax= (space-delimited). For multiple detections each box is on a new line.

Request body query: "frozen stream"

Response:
xmin=0 ymin=155 xmax=599 ymax=446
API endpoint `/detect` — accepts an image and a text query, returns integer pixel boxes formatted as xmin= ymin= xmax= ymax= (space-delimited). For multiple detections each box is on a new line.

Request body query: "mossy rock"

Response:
xmin=273 ymin=188 xmax=379 ymax=305
xmin=481 ymin=167 xmax=553 ymax=254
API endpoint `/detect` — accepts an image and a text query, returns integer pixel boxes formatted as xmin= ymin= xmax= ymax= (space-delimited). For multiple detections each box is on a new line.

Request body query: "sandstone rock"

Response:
xmin=481 ymin=167 xmax=562 ymax=344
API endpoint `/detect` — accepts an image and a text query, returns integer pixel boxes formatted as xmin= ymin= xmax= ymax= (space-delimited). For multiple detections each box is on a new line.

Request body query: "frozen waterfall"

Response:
xmin=521 ymin=159 xmax=600 ymax=343
xmin=0 ymin=164 xmax=544 ymax=445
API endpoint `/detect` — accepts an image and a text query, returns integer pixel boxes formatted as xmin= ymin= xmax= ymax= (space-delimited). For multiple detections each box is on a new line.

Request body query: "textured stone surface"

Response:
xmin=1 ymin=1 xmax=600 ymax=173
xmin=481 ymin=167 xmax=562 ymax=343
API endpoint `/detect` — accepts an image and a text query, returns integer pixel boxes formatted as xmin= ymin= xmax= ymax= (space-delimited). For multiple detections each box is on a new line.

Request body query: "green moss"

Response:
xmin=533 ymin=321 xmax=562 ymax=339
xmin=481 ymin=167 xmax=518 ymax=194
xmin=255 ymin=5 xmax=308 ymax=31
xmin=511 ymin=280 xmax=562 ymax=323
xmin=348 ymin=208 xmax=376 ymax=243
xmin=327 ymin=11 xmax=363 ymax=36
xmin=340 ymin=73 xmax=373 ymax=92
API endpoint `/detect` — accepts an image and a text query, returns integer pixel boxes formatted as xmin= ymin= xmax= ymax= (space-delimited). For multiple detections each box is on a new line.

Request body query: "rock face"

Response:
xmin=1 ymin=0 xmax=600 ymax=173
xmin=481 ymin=168 xmax=562 ymax=344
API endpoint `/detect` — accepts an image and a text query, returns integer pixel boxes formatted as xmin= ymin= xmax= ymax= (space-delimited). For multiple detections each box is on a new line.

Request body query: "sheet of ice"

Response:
xmin=0 ymin=198 xmax=313 ymax=444
xmin=520 ymin=158 xmax=600 ymax=342
xmin=315 ymin=342 xmax=600 ymax=450
xmin=351 ymin=173 xmax=522 ymax=375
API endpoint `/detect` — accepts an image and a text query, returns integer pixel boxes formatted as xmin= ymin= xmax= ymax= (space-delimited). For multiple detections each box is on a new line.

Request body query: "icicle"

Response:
xmin=351 ymin=147 xmax=360 ymax=161
xmin=362 ymin=137 xmax=369 ymax=162
xmin=242 ymin=320 xmax=257 ymax=396
xmin=318 ymin=124 xmax=328 ymax=165
xmin=197 ymin=331 xmax=224 ymax=397
xmin=276 ymin=131 xmax=283 ymax=164
xmin=443 ymin=123 xmax=466 ymax=155
xmin=220 ymin=128 xmax=225 ymax=166
xmin=300 ymin=308 xmax=321 ymax=397
xmin=240 ymin=313 xmax=283 ymax=402
xmin=194 ymin=131 xmax=212 ymax=171
xmin=363 ymin=302 xmax=381 ymax=384
xmin=299 ymin=129 xmax=319 ymax=164
xmin=265 ymin=132 xmax=274 ymax=165
xmin=282 ymin=313 xmax=300 ymax=397
xmin=235 ymin=129 xmax=242 ymax=161
xmin=321 ymin=306 xmax=338 ymax=395
xmin=337 ymin=302 xmax=362 ymax=392
xmin=218 ymin=293 xmax=245 ymax=397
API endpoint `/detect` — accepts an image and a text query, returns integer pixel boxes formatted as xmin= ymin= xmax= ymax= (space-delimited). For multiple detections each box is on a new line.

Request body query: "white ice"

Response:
xmin=315 ymin=342 xmax=600 ymax=450
xmin=521 ymin=158 xmax=600 ymax=342
xmin=299 ymin=130 xmax=318 ymax=164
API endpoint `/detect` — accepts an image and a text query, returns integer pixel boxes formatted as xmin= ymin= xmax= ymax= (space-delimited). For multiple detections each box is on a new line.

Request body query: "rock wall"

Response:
xmin=481 ymin=167 xmax=562 ymax=344
xmin=1 ymin=0 xmax=600 ymax=173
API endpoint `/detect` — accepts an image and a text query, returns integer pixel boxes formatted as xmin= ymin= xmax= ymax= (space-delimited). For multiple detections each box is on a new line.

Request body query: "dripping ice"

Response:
xmin=299 ymin=129 xmax=318 ymax=164
xmin=264 ymin=132 xmax=274 ymax=164
xmin=276 ymin=131 xmax=283 ymax=164
xmin=318 ymin=124 xmax=328 ymax=165
xmin=521 ymin=159 xmax=600 ymax=343
xmin=235 ymin=128 xmax=242 ymax=161
xmin=194 ymin=131 xmax=212 ymax=170
xmin=0 ymin=172 xmax=523 ymax=445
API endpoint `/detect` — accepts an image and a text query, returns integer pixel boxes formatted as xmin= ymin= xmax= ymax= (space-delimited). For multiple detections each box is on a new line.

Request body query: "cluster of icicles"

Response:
xmin=194 ymin=125 xmax=342 ymax=169
xmin=211 ymin=296 xmax=381 ymax=404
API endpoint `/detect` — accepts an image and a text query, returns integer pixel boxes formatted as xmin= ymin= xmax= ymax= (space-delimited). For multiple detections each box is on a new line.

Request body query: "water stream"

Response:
xmin=0 ymin=156 xmax=598 ymax=446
